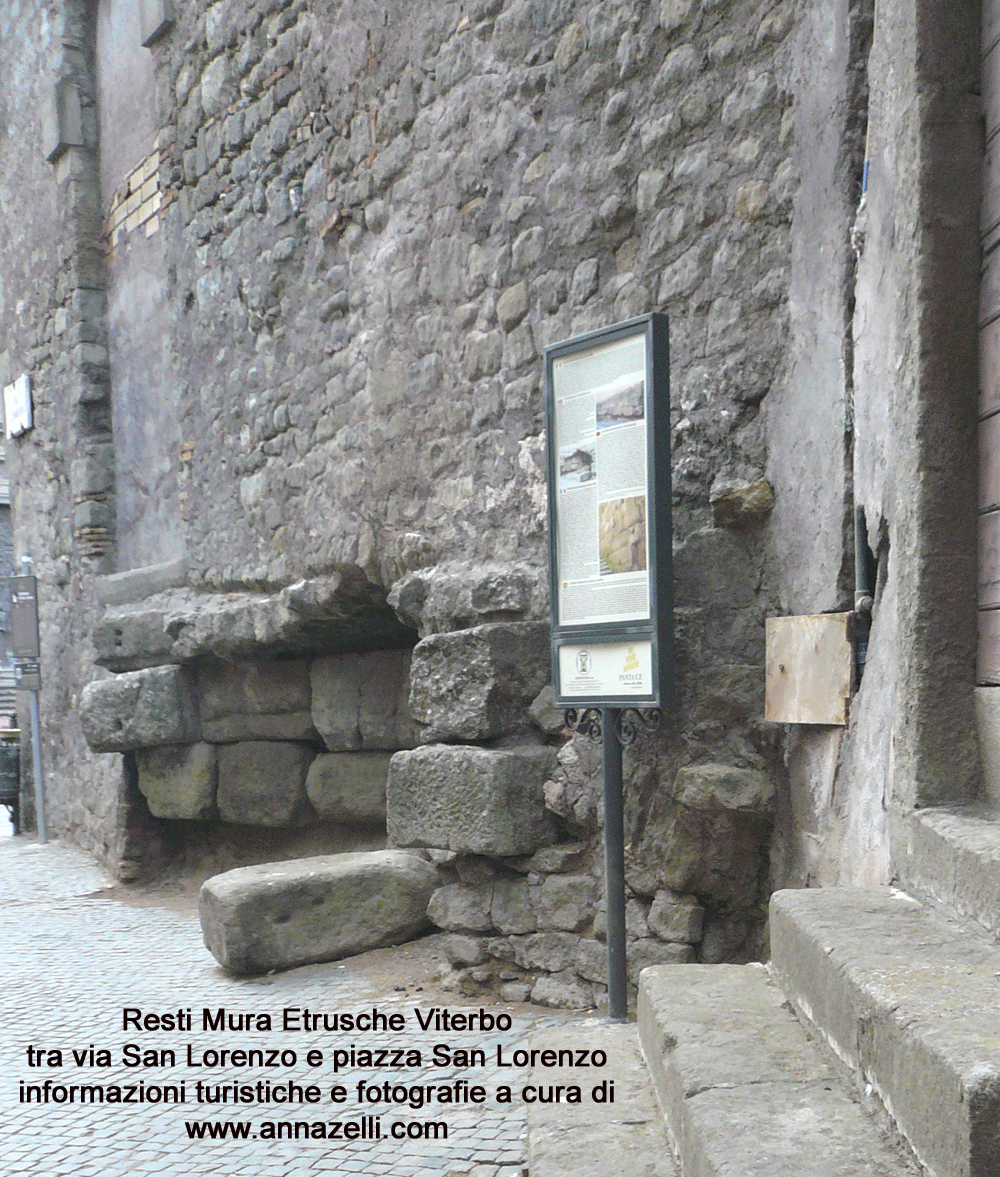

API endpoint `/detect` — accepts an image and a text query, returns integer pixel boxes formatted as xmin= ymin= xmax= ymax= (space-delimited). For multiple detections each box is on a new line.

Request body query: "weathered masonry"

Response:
xmin=0 ymin=0 xmax=986 ymax=1013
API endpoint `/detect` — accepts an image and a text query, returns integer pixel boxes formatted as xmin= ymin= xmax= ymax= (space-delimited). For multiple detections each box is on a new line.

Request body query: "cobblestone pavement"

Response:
xmin=2 ymin=836 xmax=580 ymax=1177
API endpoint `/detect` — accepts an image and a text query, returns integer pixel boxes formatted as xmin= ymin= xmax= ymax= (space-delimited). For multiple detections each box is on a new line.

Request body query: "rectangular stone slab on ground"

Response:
xmin=199 ymin=849 xmax=439 ymax=974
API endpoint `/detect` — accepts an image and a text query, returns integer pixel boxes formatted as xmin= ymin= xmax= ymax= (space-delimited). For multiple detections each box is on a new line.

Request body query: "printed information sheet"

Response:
xmin=551 ymin=334 xmax=651 ymax=627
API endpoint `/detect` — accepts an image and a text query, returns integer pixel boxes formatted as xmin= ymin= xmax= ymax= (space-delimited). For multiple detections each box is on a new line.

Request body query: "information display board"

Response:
xmin=545 ymin=314 xmax=673 ymax=707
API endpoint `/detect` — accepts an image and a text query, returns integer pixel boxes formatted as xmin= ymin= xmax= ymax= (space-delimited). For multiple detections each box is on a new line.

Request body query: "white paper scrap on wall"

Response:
xmin=3 ymin=374 xmax=32 ymax=439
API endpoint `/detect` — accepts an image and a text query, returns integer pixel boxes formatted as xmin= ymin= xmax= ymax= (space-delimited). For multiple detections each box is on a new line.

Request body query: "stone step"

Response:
xmin=526 ymin=1021 xmax=677 ymax=1177
xmin=898 ymin=804 xmax=1000 ymax=937
xmin=771 ymin=886 xmax=1000 ymax=1177
xmin=637 ymin=963 xmax=920 ymax=1177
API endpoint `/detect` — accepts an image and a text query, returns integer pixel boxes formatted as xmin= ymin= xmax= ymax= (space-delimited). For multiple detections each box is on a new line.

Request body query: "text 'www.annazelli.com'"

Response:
xmin=184 ymin=1116 xmax=447 ymax=1141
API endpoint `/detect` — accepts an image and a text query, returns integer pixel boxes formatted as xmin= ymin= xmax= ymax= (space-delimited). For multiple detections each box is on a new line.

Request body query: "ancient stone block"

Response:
xmin=427 ymin=882 xmax=494 ymax=933
xmin=162 ymin=576 xmax=414 ymax=664
xmin=633 ymin=763 xmax=774 ymax=906
xmin=709 ymin=478 xmax=775 ymax=529
xmin=310 ymin=649 xmax=416 ymax=750
xmin=442 ymin=934 xmax=489 ymax=967
xmin=42 ymin=80 xmax=83 ymax=162
xmin=648 ymin=890 xmax=704 ymax=943
xmin=80 ymin=666 xmax=200 ymax=752
xmin=541 ymin=741 xmax=602 ymax=836
xmin=408 ymin=622 xmax=550 ymax=741
xmin=199 ymin=850 xmax=439 ymax=974
xmin=92 ymin=609 xmax=175 ymax=672
xmin=575 ymin=939 xmax=608 ymax=984
xmin=673 ymin=763 xmax=773 ymax=812
xmin=387 ymin=744 xmax=558 ymax=856
xmin=521 ymin=842 xmax=590 ymax=874
xmin=497 ymin=281 xmax=529 ymax=331
xmin=198 ymin=657 xmax=315 ymax=742
xmin=135 ymin=742 xmax=217 ymax=820
xmin=446 ymin=858 xmax=493 ymax=889
xmin=688 ymin=664 xmax=764 ymax=725
xmin=491 ymin=878 xmax=537 ymax=934
xmin=554 ymin=22 xmax=587 ymax=72
xmin=626 ymin=897 xmax=651 ymax=939
xmin=531 ymin=874 xmax=599 ymax=932
xmin=216 ymin=741 xmax=315 ymax=827
xmin=305 ymin=752 xmax=391 ymax=823
xmin=528 ymin=684 xmax=564 ymax=735
xmin=513 ymin=932 xmax=581 ymax=973
xmin=627 ymin=939 xmax=695 ymax=984
xmin=531 ymin=970 xmax=593 ymax=1009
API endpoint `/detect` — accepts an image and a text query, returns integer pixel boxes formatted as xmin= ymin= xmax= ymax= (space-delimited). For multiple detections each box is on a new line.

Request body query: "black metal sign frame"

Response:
xmin=545 ymin=313 xmax=674 ymax=708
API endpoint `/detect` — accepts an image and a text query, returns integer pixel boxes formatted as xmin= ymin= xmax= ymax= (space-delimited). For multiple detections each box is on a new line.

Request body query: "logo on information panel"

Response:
xmin=620 ymin=645 xmax=642 ymax=685
xmin=576 ymin=650 xmax=591 ymax=675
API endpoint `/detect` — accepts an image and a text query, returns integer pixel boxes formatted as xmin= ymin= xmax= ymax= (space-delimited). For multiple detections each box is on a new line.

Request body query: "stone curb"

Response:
xmin=771 ymin=886 xmax=1000 ymax=1177
xmin=899 ymin=805 xmax=1000 ymax=939
xmin=637 ymin=962 xmax=918 ymax=1177
xmin=526 ymin=1020 xmax=676 ymax=1177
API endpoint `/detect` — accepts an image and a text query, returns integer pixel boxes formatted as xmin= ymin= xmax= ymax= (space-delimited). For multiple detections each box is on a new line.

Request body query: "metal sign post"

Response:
xmin=11 ymin=558 xmax=44 ymax=844
xmin=545 ymin=314 xmax=673 ymax=1021
xmin=602 ymin=707 xmax=627 ymax=1020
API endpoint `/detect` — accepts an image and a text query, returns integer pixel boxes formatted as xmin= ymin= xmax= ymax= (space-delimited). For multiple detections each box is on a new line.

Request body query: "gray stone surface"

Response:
xmin=575 ymin=938 xmax=608 ymax=984
xmin=408 ymin=622 xmax=550 ymax=741
xmin=80 ymin=665 xmax=200 ymax=752
xmin=673 ymin=762 xmax=773 ymax=812
xmin=542 ymin=741 xmax=603 ymax=837
xmin=310 ymin=648 xmax=416 ymax=750
xmin=304 ymin=750 xmax=391 ymax=823
xmin=531 ymin=873 xmax=598 ymax=932
xmin=709 ymin=477 xmax=775 ymax=529
xmin=528 ymin=683 xmax=564 ymax=735
xmin=135 ymin=741 xmax=217 ymax=820
xmin=627 ymin=939 xmax=694 ymax=984
xmin=199 ymin=848 xmax=439 ymax=974
xmin=511 ymin=932 xmax=581 ymax=973
xmin=388 ymin=563 xmax=547 ymax=638
xmin=632 ymin=762 xmax=774 ymax=905
xmin=530 ymin=969 xmax=594 ymax=1010
xmin=427 ymin=881 xmax=495 ymax=933
xmin=491 ymin=877 xmax=537 ymax=934
xmin=2 ymin=0 xmax=980 ymax=965
xmin=387 ymin=743 xmax=558 ymax=856
xmin=896 ymin=804 xmax=1000 ymax=939
xmin=521 ymin=841 xmax=591 ymax=874
xmin=772 ymin=886 xmax=1000 ymax=1177
xmin=648 ymin=890 xmax=704 ymax=943
xmin=527 ymin=1021 xmax=676 ymax=1177
xmin=637 ymin=963 xmax=920 ymax=1177
xmin=198 ymin=656 xmax=315 ymax=741
xmin=215 ymin=740 xmax=315 ymax=827
xmin=92 ymin=607 xmax=176 ymax=671
xmin=442 ymin=932 xmax=489 ymax=966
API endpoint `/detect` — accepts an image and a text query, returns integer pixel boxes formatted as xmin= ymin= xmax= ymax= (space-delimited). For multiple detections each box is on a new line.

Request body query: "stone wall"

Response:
xmin=1 ymin=0 xmax=923 ymax=973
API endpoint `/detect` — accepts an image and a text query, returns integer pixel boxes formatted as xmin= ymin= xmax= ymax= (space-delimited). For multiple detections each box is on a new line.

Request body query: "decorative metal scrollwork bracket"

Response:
xmin=564 ymin=707 xmax=662 ymax=745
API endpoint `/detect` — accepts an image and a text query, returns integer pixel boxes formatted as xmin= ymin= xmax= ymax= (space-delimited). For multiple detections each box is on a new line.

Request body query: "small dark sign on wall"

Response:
xmin=10 ymin=575 xmax=40 ymax=661
xmin=545 ymin=313 xmax=674 ymax=707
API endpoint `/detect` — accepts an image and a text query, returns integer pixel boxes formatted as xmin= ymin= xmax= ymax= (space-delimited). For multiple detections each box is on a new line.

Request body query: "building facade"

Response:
xmin=0 ymin=0 xmax=986 ymax=999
